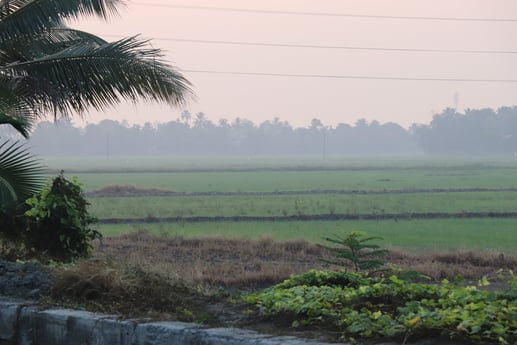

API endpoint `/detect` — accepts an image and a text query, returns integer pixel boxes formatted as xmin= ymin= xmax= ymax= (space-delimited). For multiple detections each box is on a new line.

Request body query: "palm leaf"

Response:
xmin=0 ymin=139 xmax=45 ymax=205
xmin=0 ymin=26 xmax=107 ymax=64
xmin=0 ymin=113 xmax=32 ymax=137
xmin=0 ymin=74 xmax=40 ymax=126
xmin=2 ymin=36 xmax=193 ymax=118
xmin=0 ymin=75 xmax=40 ymax=132
xmin=0 ymin=0 xmax=123 ymax=41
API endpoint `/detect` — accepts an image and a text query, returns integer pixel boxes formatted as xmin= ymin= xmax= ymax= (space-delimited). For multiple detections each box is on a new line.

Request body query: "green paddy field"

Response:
xmin=42 ymin=156 xmax=517 ymax=253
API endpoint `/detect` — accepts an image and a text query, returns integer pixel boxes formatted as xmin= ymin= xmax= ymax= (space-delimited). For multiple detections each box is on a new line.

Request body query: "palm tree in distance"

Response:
xmin=0 ymin=0 xmax=193 ymax=204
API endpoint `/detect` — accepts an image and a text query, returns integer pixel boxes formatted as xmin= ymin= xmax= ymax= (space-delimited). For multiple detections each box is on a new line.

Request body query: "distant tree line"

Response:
xmin=2 ymin=106 xmax=516 ymax=156
xmin=412 ymin=107 xmax=517 ymax=155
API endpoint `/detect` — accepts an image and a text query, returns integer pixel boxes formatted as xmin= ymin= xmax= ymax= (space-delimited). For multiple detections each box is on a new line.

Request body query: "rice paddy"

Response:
xmin=41 ymin=156 xmax=517 ymax=253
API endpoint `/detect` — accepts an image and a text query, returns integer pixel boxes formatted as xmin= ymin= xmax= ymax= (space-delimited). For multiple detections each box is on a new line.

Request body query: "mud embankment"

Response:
xmin=98 ymin=211 xmax=517 ymax=224
xmin=87 ymin=187 xmax=517 ymax=198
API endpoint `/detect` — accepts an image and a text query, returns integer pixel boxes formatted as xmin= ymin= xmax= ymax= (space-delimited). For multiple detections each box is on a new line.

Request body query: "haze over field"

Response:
xmin=16 ymin=107 xmax=517 ymax=156
xmin=71 ymin=0 xmax=517 ymax=129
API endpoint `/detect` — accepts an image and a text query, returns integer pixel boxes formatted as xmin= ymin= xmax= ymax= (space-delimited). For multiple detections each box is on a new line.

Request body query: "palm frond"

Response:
xmin=2 ymin=36 xmax=194 ymax=118
xmin=0 ymin=113 xmax=32 ymax=138
xmin=0 ymin=75 xmax=41 ymax=127
xmin=0 ymin=139 xmax=44 ymax=206
xmin=0 ymin=26 xmax=107 ymax=64
xmin=0 ymin=0 xmax=123 ymax=41
xmin=44 ymin=27 xmax=108 ymax=46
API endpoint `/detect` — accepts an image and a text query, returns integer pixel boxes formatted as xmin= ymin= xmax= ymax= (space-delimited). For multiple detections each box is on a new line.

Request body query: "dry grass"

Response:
xmin=49 ymin=257 xmax=216 ymax=322
xmin=94 ymin=231 xmax=330 ymax=289
xmin=93 ymin=231 xmax=516 ymax=288
xmin=44 ymin=231 xmax=516 ymax=327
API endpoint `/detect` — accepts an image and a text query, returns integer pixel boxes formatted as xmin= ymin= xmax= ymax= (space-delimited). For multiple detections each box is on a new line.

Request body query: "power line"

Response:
xmin=167 ymin=38 xmax=517 ymax=55
xmin=101 ymin=35 xmax=517 ymax=55
xmin=132 ymin=3 xmax=517 ymax=23
xmin=182 ymin=69 xmax=517 ymax=83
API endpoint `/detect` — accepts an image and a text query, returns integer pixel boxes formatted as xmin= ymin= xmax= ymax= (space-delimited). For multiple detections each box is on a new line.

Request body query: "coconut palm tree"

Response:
xmin=0 ymin=0 xmax=192 ymax=205
xmin=0 ymin=0 xmax=192 ymax=128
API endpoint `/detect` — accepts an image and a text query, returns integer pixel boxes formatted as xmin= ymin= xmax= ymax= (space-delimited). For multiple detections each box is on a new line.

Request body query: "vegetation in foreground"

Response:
xmin=246 ymin=270 xmax=517 ymax=344
xmin=2 ymin=230 xmax=517 ymax=344
xmin=1 ymin=173 xmax=100 ymax=262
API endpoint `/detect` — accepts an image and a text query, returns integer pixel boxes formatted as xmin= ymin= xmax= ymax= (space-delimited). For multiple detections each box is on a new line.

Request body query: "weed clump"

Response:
xmin=50 ymin=258 xmax=214 ymax=322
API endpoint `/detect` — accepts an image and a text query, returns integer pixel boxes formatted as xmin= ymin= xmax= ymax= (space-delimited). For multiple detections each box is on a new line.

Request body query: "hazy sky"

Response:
xmin=72 ymin=0 xmax=517 ymax=128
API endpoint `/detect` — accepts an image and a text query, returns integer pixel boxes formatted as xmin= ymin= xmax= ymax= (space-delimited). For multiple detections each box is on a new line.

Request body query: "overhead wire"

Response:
xmin=132 ymin=3 xmax=517 ymax=23
xmin=98 ymin=5 xmax=517 ymax=84
xmin=100 ymin=35 xmax=517 ymax=55
xmin=182 ymin=70 xmax=517 ymax=83
xmin=93 ymin=35 xmax=517 ymax=83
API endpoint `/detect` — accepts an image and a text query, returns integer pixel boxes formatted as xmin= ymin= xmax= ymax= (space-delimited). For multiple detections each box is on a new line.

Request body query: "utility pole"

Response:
xmin=106 ymin=133 xmax=110 ymax=160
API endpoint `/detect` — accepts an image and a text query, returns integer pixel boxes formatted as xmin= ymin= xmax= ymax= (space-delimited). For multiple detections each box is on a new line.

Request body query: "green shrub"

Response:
xmin=275 ymin=269 xmax=369 ymax=289
xmin=24 ymin=173 xmax=101 ymax=261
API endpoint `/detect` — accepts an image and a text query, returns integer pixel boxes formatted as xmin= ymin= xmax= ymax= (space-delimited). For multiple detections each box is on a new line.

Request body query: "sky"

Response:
xmin=71 ymin=0 xmax=517 ymax=128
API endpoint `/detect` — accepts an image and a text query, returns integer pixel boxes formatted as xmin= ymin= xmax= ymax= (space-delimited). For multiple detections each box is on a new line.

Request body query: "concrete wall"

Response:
xmin=0 ymin=298 xmax=469 ymax=345
xmin=0 ymin=298 xmax=340 ymax=345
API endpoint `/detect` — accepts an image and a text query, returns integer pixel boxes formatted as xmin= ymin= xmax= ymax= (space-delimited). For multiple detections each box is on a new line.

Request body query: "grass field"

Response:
xmin=71 ymin=168 xmax=517 ymax=192
xmin=43 ymin=156 xmax=517 ymax=172
xmin=97 ymin=218 xmax=517 ymax=253
xmin=39 ymin=156 xmax=517 ymax=253
xmin=45 ymin=156 xmax=517 ymax=192
xmin=89 ymin=191 xmax=517 ymax=218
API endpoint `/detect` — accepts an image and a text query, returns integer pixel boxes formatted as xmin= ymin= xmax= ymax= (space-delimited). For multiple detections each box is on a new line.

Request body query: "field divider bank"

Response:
xmin=86 ymin=187 xmax=517 ymax=198
xmin=98 ymin=211 xmax=517 ymax=224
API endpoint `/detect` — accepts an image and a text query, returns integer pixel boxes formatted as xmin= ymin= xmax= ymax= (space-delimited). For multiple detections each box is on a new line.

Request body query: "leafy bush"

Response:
xmin=275 ymin=269 xmax=369 ymax=289
xmin=320 ymin=231 xmax=388 ymax=273
xmin=245 ymin=271 xmax=517 ymax=344
xmin=24 ymin=173 xmax=101 ymax=261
